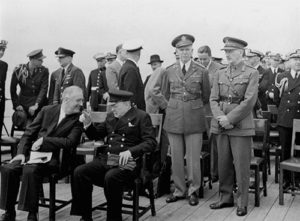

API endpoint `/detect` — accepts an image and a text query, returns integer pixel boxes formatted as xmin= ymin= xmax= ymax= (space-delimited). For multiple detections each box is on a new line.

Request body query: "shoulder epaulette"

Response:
xmin=245 ymin=64 xmax=257 ymax=70
xmin=166 ymin=63 xmax=176 ymax=70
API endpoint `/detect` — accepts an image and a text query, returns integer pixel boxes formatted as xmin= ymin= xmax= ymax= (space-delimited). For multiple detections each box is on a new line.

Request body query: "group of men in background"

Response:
xmin=0 ymin=33 xmax=300 ymax=220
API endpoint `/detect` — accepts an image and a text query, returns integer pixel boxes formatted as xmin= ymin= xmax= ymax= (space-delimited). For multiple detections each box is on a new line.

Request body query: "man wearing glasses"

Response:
xmin=53 ymin=47 xmax=87 ymax=106
xmin=10 ymin=49 xmax=49 ymax=124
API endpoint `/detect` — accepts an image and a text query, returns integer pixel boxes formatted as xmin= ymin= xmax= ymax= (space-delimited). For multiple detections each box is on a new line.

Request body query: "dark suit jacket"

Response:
xmin=0 ymin=60 xmax=7 ymax=104
xmin=119 ymin=60 xmax=145 ymax=110
xmin=10 ymin=63 xmax=49 ymax=109
xmin=85 ymin=107 xmax=156 ymax=158
xmin=53 ymin=63 xmax=87 ymax=104
xmin=87 ymin=67 xmax=108 ymax=110
xmin=48 ymin=70 xmax=60 ymax=105
xmin=17 ymin=104 xmax=83 ymax=169
xmin=274 ymin=71 xmax=300 ymax=128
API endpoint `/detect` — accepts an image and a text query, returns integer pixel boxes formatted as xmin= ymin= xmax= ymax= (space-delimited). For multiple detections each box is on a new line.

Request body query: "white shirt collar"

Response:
xmin=206 ymin=59 xmax=212 ymax=70
xmin=58 ymin=107 xmax=66 ymax=125
xmin=291 ymin=69 xmax=298 ymax=79
xmin=254 ymin=64 xmax=260 ymax=69
xmin=127 ymin=58 xmax=138 ymax=67
xmin=63 ymin=63 xmax=71 ymax=72
xmin=180 ymin=59 xmax=191 ymax=71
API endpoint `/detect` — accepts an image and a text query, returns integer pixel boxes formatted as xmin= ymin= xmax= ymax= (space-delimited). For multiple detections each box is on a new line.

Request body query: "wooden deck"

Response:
xmin=0 ymin=155 xmax=300 ymax=221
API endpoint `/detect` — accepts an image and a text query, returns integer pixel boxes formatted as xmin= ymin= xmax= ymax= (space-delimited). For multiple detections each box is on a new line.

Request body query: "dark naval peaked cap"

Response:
xmin=27 ymin=49 xmax=46 ymax=59
xmin=108 ymin=89 xmax=133 ymax=103
xmin=222 ymin=37 xmax=248 ymax=50
xmin=172 ymin=34 xmax=195 ymax=48
xmin=55 ymin=47 xmax=75 ymax=57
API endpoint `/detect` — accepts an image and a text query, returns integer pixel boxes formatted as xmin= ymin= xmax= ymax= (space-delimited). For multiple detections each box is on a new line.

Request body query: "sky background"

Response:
xmin=1 ymin=0 xmax=300 ymax=82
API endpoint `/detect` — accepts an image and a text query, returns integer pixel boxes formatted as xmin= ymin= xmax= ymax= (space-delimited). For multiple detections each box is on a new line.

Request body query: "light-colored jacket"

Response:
xmin=145 ymin=67 xmax=166 ymax=113
xmin=106 ymin=60 xmax=122 ymax=90
xmin=152 ymin=60 xmax=211 ymax=134
xmin=210 ymin=61 xmax=259 ymax=136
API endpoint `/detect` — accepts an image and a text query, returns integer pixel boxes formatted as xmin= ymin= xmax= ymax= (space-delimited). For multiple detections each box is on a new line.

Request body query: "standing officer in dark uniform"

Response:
xmin=209 ymin=37 xmax=258 ymax=216
xmin=153 ymin=34 xmax=211 ymax=206
xmin=119 ymin=39 xmax=145 ymax=110
xmin=71 ymin=89 xmax=156 ymax=221
xmin=10 ymin=49 xmax=49 ymax=124
xmin=0 ymin=40 xmax=8 ymax=138
xmin=273 ymin=50 xmax=300 ymax=188
xmin=48 ymin=70 xmax=60 ymax=105
xmin=53 ymin=47 xmax=87 ymax=105
xmin=87 ymin=53 xmax=109 ymax=111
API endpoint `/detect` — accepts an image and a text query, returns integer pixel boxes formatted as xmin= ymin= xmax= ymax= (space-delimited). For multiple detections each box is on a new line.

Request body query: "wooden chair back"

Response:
xmin=253 ymin=118 xmax=269 ymax=149
xmin=291 ymin=119 xmax=300 ymax=156
xmin=149 ymin=114 xmax=163 ymax=144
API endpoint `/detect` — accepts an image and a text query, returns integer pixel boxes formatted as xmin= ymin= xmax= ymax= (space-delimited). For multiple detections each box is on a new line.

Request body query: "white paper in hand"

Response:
xmin=26 ymin=151 xmax=52 ymax=164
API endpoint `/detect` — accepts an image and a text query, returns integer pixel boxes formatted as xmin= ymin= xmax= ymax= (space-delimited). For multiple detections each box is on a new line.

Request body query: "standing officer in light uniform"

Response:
xmin=153 ymin=34 xmax=210 ymax=206
xmin=209 ymin=37 xmax=258 ymax=216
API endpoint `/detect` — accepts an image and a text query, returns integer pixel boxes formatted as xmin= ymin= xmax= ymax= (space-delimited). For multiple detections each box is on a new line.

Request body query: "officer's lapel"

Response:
xmin=47 ymin=105 xmax=61 ymax=134
xmin=183 ymin=61 xmax=197 ymax=80
xmin=114 ymin=108 xmax=135 ymax=130
xmin=287 ymin=72 xmax=300 ymax=91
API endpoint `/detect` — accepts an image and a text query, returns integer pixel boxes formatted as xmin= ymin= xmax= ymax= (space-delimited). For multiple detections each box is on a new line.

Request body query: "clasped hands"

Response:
xmin=217 ymin=115 xmax=234 ymax=130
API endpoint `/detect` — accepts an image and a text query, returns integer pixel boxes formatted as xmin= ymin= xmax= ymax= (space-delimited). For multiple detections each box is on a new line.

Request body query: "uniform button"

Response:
xmin=122 ymin=134 xmax=125 ymax=137
xmin=298 ymin=101 xmax=300 ymax=104
xmin=120 ymin=144 xmax=124 ymax=148
xmin=287 ymin=100 xmax=290 ymax=103
xmin=109 ymin=144 xmax=112 ymax=147
xmin=288 ymin=92 xmax=291 ymax=94
xmin=122 ymin=138 xmax=125 ymax=141
xmin=112 ymin=131 xmax=114 ymax=134
xmin=298 ymin=110 xmax=300 ymax=113
xmin=287 ymin=109 xmax=290 ymax=112
xmin=110 ymin=137 xmax=113 ymax=140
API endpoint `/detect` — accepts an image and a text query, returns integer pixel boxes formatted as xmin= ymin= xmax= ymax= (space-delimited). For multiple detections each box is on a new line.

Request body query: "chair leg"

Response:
xmin=267 ymin=150 xmax=271 ymax=176
xmin=275 ymin=154 xmax=279 ymax=183
xmin=133 ymin=179 xmax=140 ymax=221
xmin=279 ymin=167 xmax=284 ymax=205
xmin=255 ymin=167 xmax=260 ymax=207
xmin=39 ymin=183 xmax=46 ymax=205
xmin=263 ymin=162 xmax=267 ymax=197
xmin=49 ymin=177 xmax=56 ymax=221
xmin=148 ymin=181 xmax=156 ymax=216
xmin=199 ymin=159 xmax=204 ymax=198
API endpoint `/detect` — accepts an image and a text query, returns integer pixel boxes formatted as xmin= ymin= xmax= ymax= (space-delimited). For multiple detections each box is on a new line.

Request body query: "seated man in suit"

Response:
xmin=0 ymin=86 xmax=84 ymax=221
xmin=70 ymin=89 xmax=157 ymax=221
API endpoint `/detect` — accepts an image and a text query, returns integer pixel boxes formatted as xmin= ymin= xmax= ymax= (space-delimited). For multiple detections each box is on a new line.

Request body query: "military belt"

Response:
xmin=219 ymin=96 xmax=244 ymax=104
xmin=171 ymin=93 xmax=201 ymax=102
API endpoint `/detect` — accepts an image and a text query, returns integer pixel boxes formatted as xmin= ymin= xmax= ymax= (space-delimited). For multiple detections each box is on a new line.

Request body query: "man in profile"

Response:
xmin=71 ymin=89 xmax=157 ymax=221
xmin=0 ymin=86 xmax=83 ymax=221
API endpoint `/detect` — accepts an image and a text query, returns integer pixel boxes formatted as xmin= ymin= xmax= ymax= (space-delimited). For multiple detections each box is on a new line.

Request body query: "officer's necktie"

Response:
xmin=182 ymin=64 xmax=186 ymax=75
xmin=61 ymin=68 xmax=65 ymax=83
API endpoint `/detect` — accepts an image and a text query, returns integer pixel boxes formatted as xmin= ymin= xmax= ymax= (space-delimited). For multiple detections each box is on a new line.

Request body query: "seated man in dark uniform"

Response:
xmin=70 ymin=89 xmax=157 ymax=221
xmin=0 ymin=86 xmax=84 ymax=221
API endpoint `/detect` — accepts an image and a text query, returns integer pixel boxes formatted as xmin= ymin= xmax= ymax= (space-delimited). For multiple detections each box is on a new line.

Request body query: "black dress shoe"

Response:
xmin=166 ymin=194 xmax=185 ymax=203
xmin=209 ymin=202 xmax=234 ymax=210
xmin=27 ymin=212 xmax=38 ymax=221
xmin=189 ymin=193 xmax=199 ymax=206
xmin=236 ymin=207 xmax=247 ymax=216
xmin=0 ymin=211 xmax=16 ymax=221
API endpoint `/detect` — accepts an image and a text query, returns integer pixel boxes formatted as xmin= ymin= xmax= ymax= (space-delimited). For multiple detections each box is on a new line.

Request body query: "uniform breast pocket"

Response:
xmin=232 ymin=77 xmax=249 ymax=95
xmin=188 ymin=76 xmax=201 ymax=93
xmin=170 ymin=80 xmax=180 ymax=91
xmin=218 ymin=81 xmax=229 ymax=95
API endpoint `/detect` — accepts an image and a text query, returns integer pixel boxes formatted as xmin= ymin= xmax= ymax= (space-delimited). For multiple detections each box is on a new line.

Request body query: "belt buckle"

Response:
xmin=228 ymin=95 xmax=232 ymax=104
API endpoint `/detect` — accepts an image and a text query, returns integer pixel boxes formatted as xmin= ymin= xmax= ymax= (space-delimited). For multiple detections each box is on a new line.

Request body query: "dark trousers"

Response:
xmin=210 ymin=133 xmax=218 ymax=179
xmin=278 ymin=126 xmax=300 ymax=183
xmin=0 ymin=100 xmax=5 ymax=139
xmin=0 ymin=161 xmax=57 ymax=212
xmin=70 ymin=157 xmax=137 ymax=221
